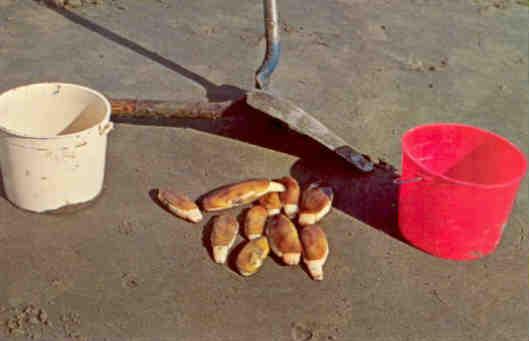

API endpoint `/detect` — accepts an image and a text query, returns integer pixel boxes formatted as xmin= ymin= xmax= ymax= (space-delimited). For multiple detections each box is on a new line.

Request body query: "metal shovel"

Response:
xmin=111 ymin=0 xmax=374 ymax=172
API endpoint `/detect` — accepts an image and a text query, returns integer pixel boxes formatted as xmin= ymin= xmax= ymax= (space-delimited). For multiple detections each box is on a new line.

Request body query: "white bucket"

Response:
xmin=0 ymin=83 xmax=113 ymax=213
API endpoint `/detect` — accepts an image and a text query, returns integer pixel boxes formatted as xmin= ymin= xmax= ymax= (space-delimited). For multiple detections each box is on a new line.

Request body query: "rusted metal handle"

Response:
xmin=255 ymin=0 xmax=280 ymax=90
xmin=109 ymin=98 xmax=234 ymax=120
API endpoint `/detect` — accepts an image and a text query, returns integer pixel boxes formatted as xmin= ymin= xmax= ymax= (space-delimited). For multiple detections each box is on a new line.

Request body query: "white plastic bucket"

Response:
xmin=0 ymin=83 xmax=113 ymax=213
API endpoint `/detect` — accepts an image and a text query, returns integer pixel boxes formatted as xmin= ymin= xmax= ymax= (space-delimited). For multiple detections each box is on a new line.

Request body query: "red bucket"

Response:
xmin=398 ymin=123 xmax=527 ymax=260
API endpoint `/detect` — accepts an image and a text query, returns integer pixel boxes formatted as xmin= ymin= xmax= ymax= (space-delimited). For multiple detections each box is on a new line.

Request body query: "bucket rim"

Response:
xmin=0 ymin=82 xmax=111 ymax=140
xmin=402 ymin=122 xmax=528 ymax=189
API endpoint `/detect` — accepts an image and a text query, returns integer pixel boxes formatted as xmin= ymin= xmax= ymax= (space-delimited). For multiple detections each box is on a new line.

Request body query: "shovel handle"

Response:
xmin=109 ymin=98 xmax=233 ymax=120
xmin=255 ymin=0 xmax=280 ymax=90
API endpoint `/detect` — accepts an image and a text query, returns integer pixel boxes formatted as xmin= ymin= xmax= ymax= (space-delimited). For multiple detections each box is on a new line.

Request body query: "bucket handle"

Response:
xmin=393 ymin=176 xmax=423 ymax=185
xmin=99 ymin=122 xmax=114 ymax=136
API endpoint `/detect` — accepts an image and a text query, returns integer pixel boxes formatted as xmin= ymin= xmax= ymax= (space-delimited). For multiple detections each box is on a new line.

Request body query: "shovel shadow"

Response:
xmin=290 ymin=152 xmax=406 ymax=243
xmin=38 ymin=0 xmax=245 ymax=103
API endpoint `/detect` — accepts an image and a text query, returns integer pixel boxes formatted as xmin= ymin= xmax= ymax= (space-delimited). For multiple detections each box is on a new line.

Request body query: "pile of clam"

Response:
xmin=157 ymin=177 xmax=332 ymax=280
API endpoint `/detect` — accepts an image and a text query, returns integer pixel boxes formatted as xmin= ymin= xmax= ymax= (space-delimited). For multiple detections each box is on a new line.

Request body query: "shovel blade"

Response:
xmin=246 ymin=90 xmax=373 ymax=172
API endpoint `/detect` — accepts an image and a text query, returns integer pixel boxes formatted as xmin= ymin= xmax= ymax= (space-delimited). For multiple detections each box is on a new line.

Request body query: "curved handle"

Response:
xmin=99 ymin=122 xmax=114 ymax=136
xmin=255 ymin=0 xmax=280 ymax=90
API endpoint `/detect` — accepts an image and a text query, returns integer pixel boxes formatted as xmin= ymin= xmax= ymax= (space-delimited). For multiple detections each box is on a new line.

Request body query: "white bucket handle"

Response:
xmin=99 ymin=122 xmax=114 ymax=136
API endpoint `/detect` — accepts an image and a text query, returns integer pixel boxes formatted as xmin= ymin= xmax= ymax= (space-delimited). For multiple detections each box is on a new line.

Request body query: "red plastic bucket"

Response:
xmin=398 ymin=123 xmax=527 ymax=260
